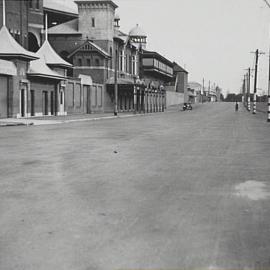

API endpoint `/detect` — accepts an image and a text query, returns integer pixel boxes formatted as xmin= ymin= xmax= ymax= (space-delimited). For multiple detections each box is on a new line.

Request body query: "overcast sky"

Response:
xmin=113 ymin=0 xmax=270 ymax=95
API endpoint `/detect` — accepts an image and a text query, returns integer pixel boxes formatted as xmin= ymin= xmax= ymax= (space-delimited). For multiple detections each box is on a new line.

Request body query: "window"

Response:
xmin=78 ymin=58 xmax=82 ymax=66
xmin=87 ymin=59 xmax=91 ymax=66
xmin=129 ymin=55 xmax=132 ymax=74
xmin=92 ymin=18 xmax=95 ymax=27
xmin=29 ymin=0 xmax=33 ymax=8
xmin=95 ymin=58 xmax=100 ymax=66
xmin=132 ymin=55 xmax=136 ymax=75
xmin=36 ymin=0 xmax=40 ymax=9
xmin=110 ymin=47 xmax=113 ymax=69
xmin=125 ymin=54 xmax=128 ymax=72
xmin=120 ymin=51 xmax=123 ymax=71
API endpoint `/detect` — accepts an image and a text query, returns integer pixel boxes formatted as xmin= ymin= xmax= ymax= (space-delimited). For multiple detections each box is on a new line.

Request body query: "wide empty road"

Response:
xmin=0 ymin=103 xmax=270 ymax=270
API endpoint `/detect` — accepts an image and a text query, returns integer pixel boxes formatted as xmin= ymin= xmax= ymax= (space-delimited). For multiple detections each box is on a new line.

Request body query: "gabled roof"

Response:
xmin=48 ymin=19 xmax=80 ymax=35
xmin=68 ymin=40 xmax=110 ymax=58
xmin=114 ymin=28 xmax=129 ymax=43
xmin=0 ymin=26 xmax=38 ymax=61
xmin=28 ymin=55 xmax=64 ymax=80
xmin=38 ymin=40 xmax=72 ymax=68
xmin=173 ymin=62 xmax=188 ymax=74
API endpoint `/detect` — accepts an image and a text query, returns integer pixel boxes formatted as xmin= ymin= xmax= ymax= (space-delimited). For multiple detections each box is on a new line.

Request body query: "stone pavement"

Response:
xmin=0 ymin=105 xmax=182 ymax=127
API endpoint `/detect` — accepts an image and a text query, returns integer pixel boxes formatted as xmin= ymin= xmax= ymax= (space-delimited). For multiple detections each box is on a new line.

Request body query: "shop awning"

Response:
xmin=0 ymin=59 xmax=17 ymax=76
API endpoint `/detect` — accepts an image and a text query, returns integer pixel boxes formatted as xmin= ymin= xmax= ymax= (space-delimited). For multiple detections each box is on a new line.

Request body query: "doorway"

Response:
xmin=30 ymin=90 xmax=35 ymax=116
xmin=42 ymin=91 xmax=48 ymax=116
xmin=50 ymin=91 xmax=54 ymax=115
xmin=20 ymin=89 xmax=27 ymax=117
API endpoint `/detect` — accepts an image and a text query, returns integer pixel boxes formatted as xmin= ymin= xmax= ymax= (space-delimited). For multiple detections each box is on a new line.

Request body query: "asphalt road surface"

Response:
xmin=0 ymin=103 xmax=270 ymax=270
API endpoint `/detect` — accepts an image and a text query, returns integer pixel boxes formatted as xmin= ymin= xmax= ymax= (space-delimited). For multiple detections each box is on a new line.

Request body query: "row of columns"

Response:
xmin=133 ymin=86 xmax=166 ymax=114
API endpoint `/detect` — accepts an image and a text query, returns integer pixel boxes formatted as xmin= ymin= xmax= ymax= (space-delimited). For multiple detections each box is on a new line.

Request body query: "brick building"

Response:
xmin=0 ymin=0 xmax=187 ymax=118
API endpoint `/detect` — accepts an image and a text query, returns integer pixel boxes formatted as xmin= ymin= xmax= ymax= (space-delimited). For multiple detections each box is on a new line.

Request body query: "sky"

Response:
xmin=112 ymin=0 xmax=270 ymax=95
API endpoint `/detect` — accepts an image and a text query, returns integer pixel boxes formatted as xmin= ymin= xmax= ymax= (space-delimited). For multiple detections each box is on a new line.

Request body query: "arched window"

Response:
xmin=28 ymin=32 xmax=39 ymax=52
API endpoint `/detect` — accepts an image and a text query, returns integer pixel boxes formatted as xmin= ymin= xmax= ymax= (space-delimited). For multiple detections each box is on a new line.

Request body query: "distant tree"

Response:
xmin=235 ymin=94 xmax=242 ymax=102
xmin=225 ymin=93 xmax=236 ymax=102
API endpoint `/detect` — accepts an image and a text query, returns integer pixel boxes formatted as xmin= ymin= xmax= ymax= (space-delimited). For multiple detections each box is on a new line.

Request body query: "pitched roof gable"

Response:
xmin=28 ymin=55 xmax=64 ymax=80
xmin=38 ymin=40 xmax=72 ymax=68
xmin=68 ymin=40 xmax=110 ymax=58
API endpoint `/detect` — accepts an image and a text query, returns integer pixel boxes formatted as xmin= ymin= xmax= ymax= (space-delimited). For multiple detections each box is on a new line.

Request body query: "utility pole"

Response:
xmin=267 ymin=48 xmax=270 ymax=122
xmin=202 ymin=78 xmax=204 ymax=103
xmin=261 ymin=0 xmax=270 ymax=122
xmin=247 ymin=68 xmax=251 ymax=111
xmin=242 ymin=75 xmax=246 ymax=105
xmin=253 ymin=49 xmax=259 ymax=114
xmin=114 ymin=50 xmax=118 ymax=116
xmin=208 ymin=80 xmax=210 ymax=102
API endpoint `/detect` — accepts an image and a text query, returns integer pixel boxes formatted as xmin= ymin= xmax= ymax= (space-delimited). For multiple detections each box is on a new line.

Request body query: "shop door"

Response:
xmin=42 ymin=91 xmax=48 ymax=116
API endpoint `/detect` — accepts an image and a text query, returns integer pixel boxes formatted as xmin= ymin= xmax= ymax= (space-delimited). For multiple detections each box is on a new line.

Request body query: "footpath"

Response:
xmin=0 ymin=105 xmax=181 ymax=127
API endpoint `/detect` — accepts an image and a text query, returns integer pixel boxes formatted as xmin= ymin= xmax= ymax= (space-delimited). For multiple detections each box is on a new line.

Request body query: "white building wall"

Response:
xmin=166 ymin=91 xmax=184 ymax=107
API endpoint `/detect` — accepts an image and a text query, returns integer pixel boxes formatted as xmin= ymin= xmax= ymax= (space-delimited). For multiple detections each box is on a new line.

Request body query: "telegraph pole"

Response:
xmin=202 ymin=78 xmax=205 ymax=103
xmin=208 ymin=80 xmax=210 ymax=102
xmin=247 ymin=68 xmax=251 ymax=111
xmin=114 ymin=50 xmax=118 ymax=116
xmin=267 ymin=48 xmax=270 ymax=122
xmin=261 ymin=0 xmax=270 ymax=121
xmin=242 ymin=74 xmax=246 ymax=107
xmin=253 ymin=49 xmax=259 ymax=114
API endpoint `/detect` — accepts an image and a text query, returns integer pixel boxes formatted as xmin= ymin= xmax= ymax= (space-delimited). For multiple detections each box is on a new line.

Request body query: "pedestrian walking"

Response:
xmin=235 ymin=101 xmax=239 ymax=112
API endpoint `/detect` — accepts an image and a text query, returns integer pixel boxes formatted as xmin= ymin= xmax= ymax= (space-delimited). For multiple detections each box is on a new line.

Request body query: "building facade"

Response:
xmin=0 ymin=0 xmax=188 ymax=119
